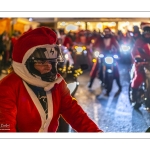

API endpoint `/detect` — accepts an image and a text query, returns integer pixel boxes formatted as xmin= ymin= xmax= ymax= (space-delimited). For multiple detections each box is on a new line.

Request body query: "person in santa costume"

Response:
xmin=89 ymin=27 xmax=122 ymax=97
xmin=0 ymin=26 xmax=103 ymax=132
xmin=131 ymin=22 xmax=150 ymax=109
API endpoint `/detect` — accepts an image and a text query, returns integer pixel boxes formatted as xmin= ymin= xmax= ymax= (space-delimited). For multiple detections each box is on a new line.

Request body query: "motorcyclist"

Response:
xmin=132 ymin=25 xmax=141 ymax=42
xmin=131 ymin=22 xmax=150 ymax=109
xmin=98 ymin=27 xmax=122 ymax=97
xmin=0 ymin=27 xmax=103 ymax=132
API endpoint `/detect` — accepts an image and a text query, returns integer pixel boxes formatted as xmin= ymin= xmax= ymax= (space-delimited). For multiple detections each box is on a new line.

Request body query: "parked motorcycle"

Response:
xmin=98 ymin=50 xmax=119 ymax=95
xmin=128 ymin=48 xmax=150 ymax=110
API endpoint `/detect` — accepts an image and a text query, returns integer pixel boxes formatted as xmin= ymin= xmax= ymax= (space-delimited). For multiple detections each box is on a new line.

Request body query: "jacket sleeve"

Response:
xmin=0 ymin=79 xmax=17 ymax=132
xmin=131 ymin=39 xmax=142 ymax=59
xmin=59 ymin=80 xmax=103 ymax=132
xmin=112 ymin=37 xmax=121 ymax=55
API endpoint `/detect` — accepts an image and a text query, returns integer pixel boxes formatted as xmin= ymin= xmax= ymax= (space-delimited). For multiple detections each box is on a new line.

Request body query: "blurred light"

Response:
xmin=99 ymin=54 xmax=104 ymax=58
xmin=130 ymin=32 xmax=133 ymax=36
xmin=29 ymin=18 xmax=33 ymax=21
xmin=105 ymin=56 xmax=114 ymax=64
xmin=94 ymin=51 xmax=100 ymax=58
xmin=65 ymin=54 xmax=69 ymax=60
xmin=107 ymin=69 xmax=113 ymax=73
xmin=110 ymin=22 xmax=116 ymax=26
xmin=121 ymin=45 xmax=131 ymax=51
xmin=113 ymin=55 xmax=119 ymax=59
xmin=92 ymin=58 xmax=97 ymax=63
xmin=91 ymin=39 xmax=95 ymax=43
xmin=76 ymin=21 xmax=81 ymax=25
xmin=83 ymin=50 xmax=87 ymax=54
xmin=82 ymin=46 xmax=86 ymax=50
xmin=60 ymin=22 xmax=67 ymax=26
xmin=76 ymin=47 xmax=83 ymax=53
xmin=66 ymin=24 xmax=78 ymax=31
xmin=97 ymin=23 xmax=102 ymax=29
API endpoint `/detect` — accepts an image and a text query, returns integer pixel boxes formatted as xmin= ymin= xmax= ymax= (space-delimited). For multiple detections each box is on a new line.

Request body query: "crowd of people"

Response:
xmin=0 ymin=30 xmax=21 ymax=74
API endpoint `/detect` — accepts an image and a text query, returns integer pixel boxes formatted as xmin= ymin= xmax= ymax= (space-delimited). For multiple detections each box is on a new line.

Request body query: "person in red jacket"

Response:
xmin=0 ymin=26 xmax=103 ymax=132
xmin=131 ymin=22 xmax=150 ymax=109
xmin=89 ymin=27 xmax=122 ymax=97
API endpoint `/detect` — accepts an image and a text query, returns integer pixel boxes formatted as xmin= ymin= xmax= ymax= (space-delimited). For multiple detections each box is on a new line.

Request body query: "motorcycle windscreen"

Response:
xmin=67 ymin=82 xmax=79 ymax=95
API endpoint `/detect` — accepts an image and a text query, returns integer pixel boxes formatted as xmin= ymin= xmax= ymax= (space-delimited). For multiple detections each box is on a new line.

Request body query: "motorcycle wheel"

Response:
xmin=105 ymin=72 xmax=113 ymax=95
xmin=128 ymin=81 xmax=141 ymax=109
xmin=143 ymin=79 xmax=150 ymax=110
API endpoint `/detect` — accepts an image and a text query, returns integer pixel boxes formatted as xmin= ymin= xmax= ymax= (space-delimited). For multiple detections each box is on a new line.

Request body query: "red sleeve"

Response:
xmin=111 ymin=37 xmax=120 ymax=53
xmin=0 ymin=76 xmax=17 ymax=132
xmin=59 ymin=80 xmax=103 ymax=132
xmin=131 ymin=39 xmax=143 ymax=59
xmin=63 ymin=37 xmax=73 ymax=48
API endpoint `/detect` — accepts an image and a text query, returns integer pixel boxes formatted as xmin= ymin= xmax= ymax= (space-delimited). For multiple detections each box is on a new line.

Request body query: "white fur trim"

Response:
xmin=12 ymin=61 xmax=63 ymax=90
xmin=44 ymin=77 xmax=63 ymax=91
xmin=23 ymin=81 xmax=54 ymax=132
xmin=23 ymin=81 xmax=46 ymax=128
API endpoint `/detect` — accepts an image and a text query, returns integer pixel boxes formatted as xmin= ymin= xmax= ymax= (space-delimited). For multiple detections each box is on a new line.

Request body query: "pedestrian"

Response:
xmin=0 ymin=26 xmax=103 ymax=132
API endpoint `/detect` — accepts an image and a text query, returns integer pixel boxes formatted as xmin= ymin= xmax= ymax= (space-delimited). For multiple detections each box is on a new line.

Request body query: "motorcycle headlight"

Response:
xmin=99 ymin=54 xmax=104 ymax=58
xmin=76 ymin=47 xmax=83 ymax=53
xmin=83 ymin=50 xmax=87 ymax=54
xmin=82 ymin=46 xmax=86 ymax=50
xmin=113 ymin=54 xmax=119 ymax=59
xmin=107 ymin=69 xmax=113 ymax=73
xmin=121 ymin=45 xmax=130 ymax=51
xmin=94 ymin=51 xmax=100 ymax=58
xmin=65 ymin=54 xmax=69 ymax=60
xmin=105 ymin=56 xmax=114 ymax=64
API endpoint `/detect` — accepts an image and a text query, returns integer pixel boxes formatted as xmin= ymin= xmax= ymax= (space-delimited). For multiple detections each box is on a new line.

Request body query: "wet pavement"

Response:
xmin=73 ymin=62 xmax=150 ymax=132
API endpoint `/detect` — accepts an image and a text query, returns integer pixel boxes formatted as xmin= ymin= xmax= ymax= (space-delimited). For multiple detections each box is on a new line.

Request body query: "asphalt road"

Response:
xmin=73 ymin=62 xmax=150 ymax=132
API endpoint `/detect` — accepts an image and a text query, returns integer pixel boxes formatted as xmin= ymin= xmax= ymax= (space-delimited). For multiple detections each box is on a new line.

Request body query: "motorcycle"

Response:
xmin=57 ymin=46 xmax=88 ymax=132
xmin=72 ymin=43 xmax=92 ymax=70
xmin=119 ymin=40 xmax=133 ymax=64
xmin=98 ymin=50 xmax=119 ymax=95
xmin=128 ymin=48 xmax=150 ymax=110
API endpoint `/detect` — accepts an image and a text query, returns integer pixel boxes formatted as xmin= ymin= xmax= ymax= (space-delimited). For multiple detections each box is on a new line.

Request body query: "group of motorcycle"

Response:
xmin=90 ymin=35 xmax=150 ymax=113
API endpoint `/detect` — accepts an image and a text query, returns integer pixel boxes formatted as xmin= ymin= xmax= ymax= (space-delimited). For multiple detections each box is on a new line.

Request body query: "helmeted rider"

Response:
xmin=98 ymin=27 xmax=122 ymax=96
xmin=132 ymin=25 xmax=141 ymax=42
xmin=131 ymin=22 xmax=150 ymax=109
xmin=0 ymin=27 xmax=103 ymax=132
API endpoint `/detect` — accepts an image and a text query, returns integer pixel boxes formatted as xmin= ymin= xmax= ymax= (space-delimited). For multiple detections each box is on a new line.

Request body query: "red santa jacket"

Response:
xmin=0 ymin=72 xmax=101 ymax=132
xmin=131 ymin=37 xmax=150 ymax=60
xmin=100 ymin=36 xmax=120 ymax=54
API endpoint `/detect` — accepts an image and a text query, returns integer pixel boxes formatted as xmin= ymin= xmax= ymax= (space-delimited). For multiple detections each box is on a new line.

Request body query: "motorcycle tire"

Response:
xmin=105 ymin=72 xmax=113 ymax=95
xmin=128 ymin=81 xmax=142 ymax=109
